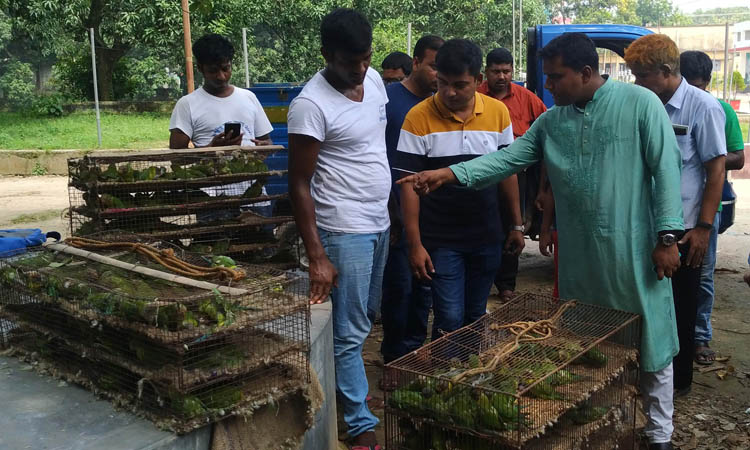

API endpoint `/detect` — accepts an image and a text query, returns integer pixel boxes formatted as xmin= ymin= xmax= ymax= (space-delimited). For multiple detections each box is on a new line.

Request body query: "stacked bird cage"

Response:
xmin=67 ymin=146 xmax=298 ymax=265
xmin=0 ymin=233 xmax=309 ymax=433
xmin=384 ymin=293 xmax=641 ymax=450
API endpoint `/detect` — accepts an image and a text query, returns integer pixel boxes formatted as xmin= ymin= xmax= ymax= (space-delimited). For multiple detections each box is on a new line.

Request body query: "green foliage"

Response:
xmin=690 ymin=7 xmax=750 ymax=26
xmin=0 ymin=61 xmax=35 ymax=109
xmin=119 ymin=56 xmax=181 ymax=101
xmin=31 ymin=161 xmax=48 ymax=175
xmin=31 ymin=92 xmax=66 ymax=117
xmin=0 ymin=111 xmax=170 ymax=150
xmin=731 ymin=71 xmax=746 ymax=96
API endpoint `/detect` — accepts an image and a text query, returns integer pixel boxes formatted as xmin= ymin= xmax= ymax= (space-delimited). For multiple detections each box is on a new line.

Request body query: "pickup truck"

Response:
xmin=252 ymin=23 xmax=653 ymax=221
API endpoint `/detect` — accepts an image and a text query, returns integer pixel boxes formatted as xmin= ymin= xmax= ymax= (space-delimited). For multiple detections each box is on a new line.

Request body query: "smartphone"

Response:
xmin=672 ymin=124 xmax=688 ymax=136
xmin=224 ymin=122 xmax=241 ymax=139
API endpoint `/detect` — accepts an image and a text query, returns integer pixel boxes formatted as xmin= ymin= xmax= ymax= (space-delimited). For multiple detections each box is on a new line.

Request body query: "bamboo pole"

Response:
xmin=44 ymin=243 xmax=248 ymax=296
xmin=181 ymin=0 xmax=195 ymax=93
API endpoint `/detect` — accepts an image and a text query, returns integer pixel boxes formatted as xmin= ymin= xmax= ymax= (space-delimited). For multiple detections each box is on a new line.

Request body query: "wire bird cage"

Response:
xmin=67 ymin=146 xmax=299 ymax=265
xmin=0 ymin=233 xmax=310 ymax=434
xmin=384 ymin=293 xmax=641 ymax=450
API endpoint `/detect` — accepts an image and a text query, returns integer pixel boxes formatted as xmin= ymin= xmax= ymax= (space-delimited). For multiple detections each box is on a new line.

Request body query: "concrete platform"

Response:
xmin=0 ymin=301 xmax=336 ymax=450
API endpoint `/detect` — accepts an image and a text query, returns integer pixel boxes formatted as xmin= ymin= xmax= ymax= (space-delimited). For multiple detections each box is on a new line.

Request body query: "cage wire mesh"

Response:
xmin=67 ymin=146 xmax=299 ymax=265
xmin=0 ymin=232 xmax=310 ymax=433
xmin=384 ymin=293 xmax=641 ymax=450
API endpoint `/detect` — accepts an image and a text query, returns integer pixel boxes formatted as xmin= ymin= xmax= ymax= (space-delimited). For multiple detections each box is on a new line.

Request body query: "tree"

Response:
xmin=731 ymin=70 xmax=746 ymax=98
xmin=689 ymin=7 xmax=750 ymax=26
xmin=3 ymin=0 xmax=185 ymax=100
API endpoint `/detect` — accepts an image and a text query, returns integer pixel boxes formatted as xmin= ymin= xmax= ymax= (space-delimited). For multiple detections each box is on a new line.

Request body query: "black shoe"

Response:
xmin=648 ymin=443 xmax=673 ymax=450
xmin=674 ymin=385 xmax=692 ymax=398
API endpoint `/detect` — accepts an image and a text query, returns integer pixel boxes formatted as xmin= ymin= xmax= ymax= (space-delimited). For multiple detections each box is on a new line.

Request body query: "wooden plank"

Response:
xmin=71 ymin=145 xmax=285 ymax=163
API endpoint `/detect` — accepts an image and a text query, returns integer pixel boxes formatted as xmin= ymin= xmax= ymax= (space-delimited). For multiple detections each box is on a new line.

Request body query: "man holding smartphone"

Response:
xmin=169 ymin=33 xmax=274 ymax=216
xmin=169 ymin=33 xmax=272 ymax=149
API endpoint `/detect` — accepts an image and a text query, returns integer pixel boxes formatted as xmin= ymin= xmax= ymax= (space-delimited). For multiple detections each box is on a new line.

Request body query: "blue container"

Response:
xmin=247 ymin=83 xmax=304 ymax=201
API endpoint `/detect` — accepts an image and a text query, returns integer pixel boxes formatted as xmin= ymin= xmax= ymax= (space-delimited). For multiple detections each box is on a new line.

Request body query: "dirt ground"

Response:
xmin=0 ymin=175 xmax=749 ymax=449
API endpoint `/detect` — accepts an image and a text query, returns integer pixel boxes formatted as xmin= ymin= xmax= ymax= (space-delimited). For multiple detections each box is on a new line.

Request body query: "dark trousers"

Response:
xmin=672 ymin=239 xmax=702 ymax=391
xmin=495 ymin=247 xmax=519 ymax=292
xmin=380 ymin=234 xmax=432 ymax=364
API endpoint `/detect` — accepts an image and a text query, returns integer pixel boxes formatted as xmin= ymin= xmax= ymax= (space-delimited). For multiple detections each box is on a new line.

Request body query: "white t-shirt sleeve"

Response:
xmin=169 ymin=96 xmax=193 ymax=137
xmin=249 ymin=92 xmax=273 ymax=137
xmin=287 ymin=97 xmax=326 ymax=142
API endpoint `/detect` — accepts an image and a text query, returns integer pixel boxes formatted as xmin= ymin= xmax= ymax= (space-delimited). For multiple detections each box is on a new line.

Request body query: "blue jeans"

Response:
xmin=380 ymin=233 xmax=432 ymax=363
xmin=695 ymin=212 xmax=720 ymax=345
xmin=429 ymin=244 xmax=502 ymax=339
xmin=318 ymin=227 xmax=389 ymax=438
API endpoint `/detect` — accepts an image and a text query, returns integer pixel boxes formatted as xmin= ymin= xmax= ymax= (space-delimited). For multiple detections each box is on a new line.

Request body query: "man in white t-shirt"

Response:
xmin=169 ymin=34 xmax=274 ymax=213
xmin=287 ymin=9 xmax=389 ymax=450
xmin=169 ymin=33 xmax=272 ymax=149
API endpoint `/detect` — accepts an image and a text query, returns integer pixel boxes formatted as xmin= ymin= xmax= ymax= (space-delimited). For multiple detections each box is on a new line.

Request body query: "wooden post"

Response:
xmin=181 ymin=0 xmax=195 ymax=93
xmin=89 ymin=28 xmax=102 ymax=147
xmin=723 ymin=22 xmax=729 ymax=101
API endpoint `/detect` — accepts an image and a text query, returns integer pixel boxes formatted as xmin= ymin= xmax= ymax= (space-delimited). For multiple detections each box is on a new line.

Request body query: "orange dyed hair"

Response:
xmin=624 ymin=34 xmax=680 ymax=73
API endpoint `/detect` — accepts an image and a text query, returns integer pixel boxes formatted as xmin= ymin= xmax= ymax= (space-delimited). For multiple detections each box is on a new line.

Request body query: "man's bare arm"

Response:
xmin=169 ymin=129 xmax=191 ymax=149
xmin=680 ymin=155 xmax=725 ymax=267
xmin=252 ymin=133 xmax=272 ymax=146
xmin=498 ymin=175 xmax=525 ymax=256
xmin=726 ymin=151 xmax=744 ymax=171
xmin=288 ymin=133 xmax=337 ymax=303
xmin=401 ymin=179 xmax=434 ymax=280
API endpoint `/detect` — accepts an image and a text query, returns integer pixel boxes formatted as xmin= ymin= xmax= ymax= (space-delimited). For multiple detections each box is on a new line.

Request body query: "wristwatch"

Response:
xmin=511 ymin=225 xmax=524 ymax=233
xmin=659 ymin=233 xmax=677 ymax=247
xmin=696 ymin=221 xmax=713 ymax=230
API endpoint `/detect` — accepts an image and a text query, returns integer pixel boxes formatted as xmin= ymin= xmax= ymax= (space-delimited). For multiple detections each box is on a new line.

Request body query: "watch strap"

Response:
xmin=695 ymin=221 xmax=713 ymax=230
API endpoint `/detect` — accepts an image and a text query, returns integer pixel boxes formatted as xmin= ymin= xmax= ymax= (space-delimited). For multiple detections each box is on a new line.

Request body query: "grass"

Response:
xmin=10 ymin=209 xmax=64 ymax=225
xmin=0 ymin=111 xmax=170 ymax=150
xmin=740 ymin=121 xmax=749 ymax=144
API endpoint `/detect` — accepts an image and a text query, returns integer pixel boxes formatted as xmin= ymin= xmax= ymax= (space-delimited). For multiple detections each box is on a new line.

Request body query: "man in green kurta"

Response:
xmin=398 ymin=33 xmax=683 ymax=450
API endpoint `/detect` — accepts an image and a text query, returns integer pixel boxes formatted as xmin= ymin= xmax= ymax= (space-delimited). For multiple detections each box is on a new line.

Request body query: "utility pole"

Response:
xmin=512 ymin=0 xmax=516 ymax=79
xmin=723 ymin=22 xmax=729 ymax=101
xmin=242 ymin=28 xmax=250 ymax=88
xmin=407 ymin=23 xmax=412 ymax=55
xmin=181 ymin=0 xmax=195 ymax=93
xmin=89 ymin=28 xmax=102 ymax=147
xmin=519 ymin=0 xmax=523 ymax=79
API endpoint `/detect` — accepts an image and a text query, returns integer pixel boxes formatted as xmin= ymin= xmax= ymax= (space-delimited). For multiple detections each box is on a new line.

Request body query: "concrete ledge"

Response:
xmin=0 ymin=149 xmax=156 ymax=175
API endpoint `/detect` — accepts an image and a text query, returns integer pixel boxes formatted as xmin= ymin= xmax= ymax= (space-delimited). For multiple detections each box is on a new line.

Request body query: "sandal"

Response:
xmin=350 ymin=431 xmax=381 ymax=450
xmin=694 ymin=345 xmax=716 ymax=366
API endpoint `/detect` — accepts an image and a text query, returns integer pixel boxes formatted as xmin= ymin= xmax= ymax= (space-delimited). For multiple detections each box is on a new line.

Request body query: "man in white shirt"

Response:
xmin=287 ymin=9 xmax=389 ymax=450
xmin=169 ymin=34 xmax=274 ymax=217
xmin=169 ymin=33 xmax=272 ymax=149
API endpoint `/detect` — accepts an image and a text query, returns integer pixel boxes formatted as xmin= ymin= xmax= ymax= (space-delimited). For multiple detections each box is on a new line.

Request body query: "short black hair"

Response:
xmin=435 ymin=39 xmax=483 ymax=77
xmin=680 ymin=50 xmax=713 ymax=83
xmin=193 ymin=34 xmax=234 ymax=65
xmin=381 ymin=51 xmax=413 ymax=76
xmin=320 ymin=8 xmax=372 ymax=55
xmin=540 ymin=33 xmax=598 ymax=72
xmin=486 ymin=48 xmax=513 ymax=67
xmin=413 ymin=35 xmax=444 ymax=60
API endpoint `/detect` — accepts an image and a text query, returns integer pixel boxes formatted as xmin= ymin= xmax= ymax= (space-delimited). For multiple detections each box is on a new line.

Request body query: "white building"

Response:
xmin=732 ymin=21 xmax=750 ymax=85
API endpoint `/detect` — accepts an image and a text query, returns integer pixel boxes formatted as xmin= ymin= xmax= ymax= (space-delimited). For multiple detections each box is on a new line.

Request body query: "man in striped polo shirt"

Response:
xmin=395 ymin=38 xmax=524 ymax=339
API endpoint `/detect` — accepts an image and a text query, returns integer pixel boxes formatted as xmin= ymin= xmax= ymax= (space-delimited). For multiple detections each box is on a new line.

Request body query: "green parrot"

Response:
xmin=547 ymin=368 xmax=585 ymax=386
xmin=478 ymin=393 xmax=504 ymax=431
xmin=565 ymin=402 xmax=609 ymax=425
xmin=527 ymin=380 xmax=563 ymax=400
xmin=574 ymin=347 xmax=609 ymax=367
xmin=118 ymin=163 xmax=135 ymax=182
xmin=242 ymin=183 xmax=263 ymax=198
xmin=170 ymin=392 xmax=207 ymax=418
xmin=99 ymin=194 xmax=126 ymax=209
xmin=199 ymin=385 xmax=243 ymax=409
xmin=100 ymin=163 xmax=119 ymax=181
